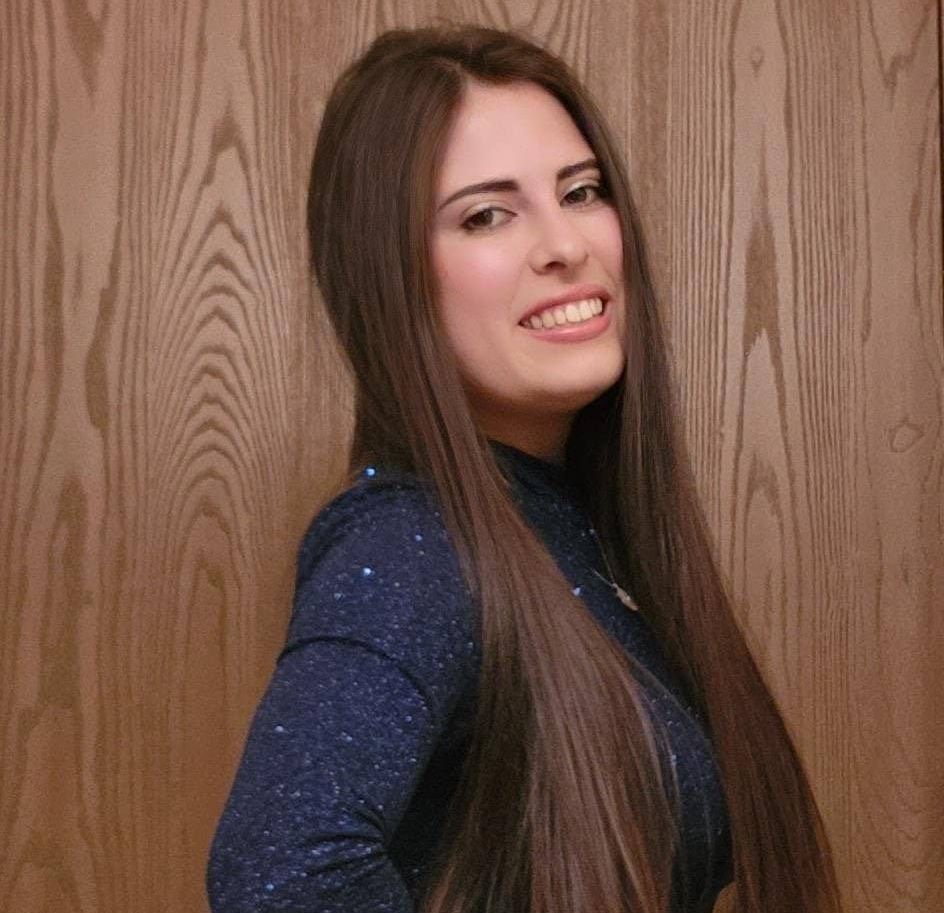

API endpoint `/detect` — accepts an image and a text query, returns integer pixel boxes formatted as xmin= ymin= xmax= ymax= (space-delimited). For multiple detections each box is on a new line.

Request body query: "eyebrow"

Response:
xmin=437 ymin=157 xmax=600 ymax=212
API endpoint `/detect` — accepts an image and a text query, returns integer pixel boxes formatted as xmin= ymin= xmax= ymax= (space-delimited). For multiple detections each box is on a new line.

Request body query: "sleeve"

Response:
xmin=206 ymin=484 xmax=479 ymax=913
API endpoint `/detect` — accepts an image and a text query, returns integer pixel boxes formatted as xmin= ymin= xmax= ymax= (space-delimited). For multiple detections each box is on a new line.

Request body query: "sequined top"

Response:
xmin=206 ymin=440 xmax=733 ymax=912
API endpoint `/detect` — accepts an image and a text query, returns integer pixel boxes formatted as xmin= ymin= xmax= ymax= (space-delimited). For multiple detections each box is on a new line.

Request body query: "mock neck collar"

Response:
xmin=487 ymin=438 xmax=570 ymax=490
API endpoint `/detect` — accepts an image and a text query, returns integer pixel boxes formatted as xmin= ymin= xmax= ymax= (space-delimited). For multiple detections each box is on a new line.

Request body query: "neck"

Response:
xmin=481 ymin=425 xmax=569 ymax=467
xmin=468 ymin=396 xmax=573 ymax=464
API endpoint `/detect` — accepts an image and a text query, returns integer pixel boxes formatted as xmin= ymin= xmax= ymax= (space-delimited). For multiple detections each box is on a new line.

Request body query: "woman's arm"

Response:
xmin=206 ymin=638 xmax=446 ymax=912
xmin=206 ymin=480 xmax=478 ymax=912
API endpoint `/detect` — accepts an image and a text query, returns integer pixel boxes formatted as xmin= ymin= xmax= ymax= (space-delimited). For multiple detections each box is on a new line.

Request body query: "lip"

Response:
xmin=517 ymin=283 xmax=611 ymax=325
xmin=519 ymin=299 xmax=612 ymax=342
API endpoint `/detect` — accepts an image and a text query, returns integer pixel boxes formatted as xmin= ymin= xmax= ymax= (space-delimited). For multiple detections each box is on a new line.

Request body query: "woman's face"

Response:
xmin=430 ymin=80 xmax=626 ymax=462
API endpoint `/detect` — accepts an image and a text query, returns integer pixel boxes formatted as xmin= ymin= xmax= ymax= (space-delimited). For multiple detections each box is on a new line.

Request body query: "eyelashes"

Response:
xmin=460 ymin=181 xmax=610 ymax=233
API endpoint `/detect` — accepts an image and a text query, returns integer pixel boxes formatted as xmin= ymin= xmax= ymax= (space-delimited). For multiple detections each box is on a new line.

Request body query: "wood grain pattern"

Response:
xmin=627 ymin=4 xmax=944 ymax=911
xmin=1 ymin=3 xmax=350 ymax=911
xmin=1 ymin=2 xmax=940 ymax=912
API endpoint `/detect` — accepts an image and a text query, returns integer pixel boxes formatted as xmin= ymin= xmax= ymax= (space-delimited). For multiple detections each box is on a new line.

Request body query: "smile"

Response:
xmin=517 ymin=298 xmax=612 ymax=343
xmin=519 ymin=297 xmax=605 ymax=329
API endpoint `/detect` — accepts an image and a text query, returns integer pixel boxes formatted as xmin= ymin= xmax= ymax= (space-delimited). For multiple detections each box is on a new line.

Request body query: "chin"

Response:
xmin=537 ymin=381 xmax=617 ymax=413
xmin=562 ymin=360 xmax=625 ymax=399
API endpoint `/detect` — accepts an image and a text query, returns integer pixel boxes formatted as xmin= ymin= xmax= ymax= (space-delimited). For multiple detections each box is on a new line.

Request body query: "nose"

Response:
xmin=527 ymin=206 xmax=590 ymax=274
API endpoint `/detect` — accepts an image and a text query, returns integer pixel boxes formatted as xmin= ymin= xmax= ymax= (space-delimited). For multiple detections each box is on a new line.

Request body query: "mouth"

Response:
xmin=517 ymin=297 xmax=612 ymax=342
xmin=518 ymin=296 xmax=608 ymax=330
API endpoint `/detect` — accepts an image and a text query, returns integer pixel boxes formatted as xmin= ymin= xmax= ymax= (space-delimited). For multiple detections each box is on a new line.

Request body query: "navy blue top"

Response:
xmin=206 ymin=440 xmax=733 ymax=912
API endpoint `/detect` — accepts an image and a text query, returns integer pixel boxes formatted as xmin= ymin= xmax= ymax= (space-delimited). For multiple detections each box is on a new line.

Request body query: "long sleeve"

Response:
xmin=206 ymin=479 xmax=479 ymax=912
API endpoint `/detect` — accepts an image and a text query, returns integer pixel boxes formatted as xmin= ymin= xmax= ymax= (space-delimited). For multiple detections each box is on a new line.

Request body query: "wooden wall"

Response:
xmin=2 ymin=2 xmax=941 ymax=912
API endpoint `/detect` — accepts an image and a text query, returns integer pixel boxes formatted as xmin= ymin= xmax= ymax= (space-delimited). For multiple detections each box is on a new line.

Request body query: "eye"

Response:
xmin=460 ymin=206 xmax=512 ymax=233
xmin=564 ymin=181 xmax=607 ymax=205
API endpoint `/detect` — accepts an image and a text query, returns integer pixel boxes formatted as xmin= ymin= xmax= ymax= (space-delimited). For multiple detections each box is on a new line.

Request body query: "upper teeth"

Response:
xmin=521 ymin=297 xmax=605 ymax=329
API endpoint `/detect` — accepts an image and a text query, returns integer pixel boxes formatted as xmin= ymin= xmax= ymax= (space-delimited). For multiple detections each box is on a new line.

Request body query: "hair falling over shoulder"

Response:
xmin=306 ymin=21 xmax=842 ymax=913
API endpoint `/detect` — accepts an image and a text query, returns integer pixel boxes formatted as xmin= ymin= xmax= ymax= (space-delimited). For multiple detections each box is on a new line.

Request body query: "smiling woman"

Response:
xmin=205 ymin=22 xmax=842 ymax=913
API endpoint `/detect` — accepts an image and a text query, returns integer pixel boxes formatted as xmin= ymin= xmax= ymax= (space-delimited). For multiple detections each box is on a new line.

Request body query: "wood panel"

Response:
xmin=640 ymin=5 xmax=944 ymax=911
xmin=1 ymin=2 xmax=940 ymax=912
xmin=0 ymin=2 xmax=351 ymax=911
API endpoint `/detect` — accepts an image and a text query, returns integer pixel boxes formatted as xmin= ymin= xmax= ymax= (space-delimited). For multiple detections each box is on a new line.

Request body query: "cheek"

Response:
xmin=433 ymin=237 xmax=521 ymax=329
xmin=595 ymin=209 xmax=624 ymax=275
xmin=436 ymin=241 xmax=518 ymax=296
xmin=431 ymin=242 xmax=518 ymax=386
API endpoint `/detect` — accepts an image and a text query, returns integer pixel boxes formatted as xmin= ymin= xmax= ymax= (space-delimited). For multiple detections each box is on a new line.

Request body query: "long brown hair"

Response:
xmin=306 ymin=22 xmax=841 ymax=913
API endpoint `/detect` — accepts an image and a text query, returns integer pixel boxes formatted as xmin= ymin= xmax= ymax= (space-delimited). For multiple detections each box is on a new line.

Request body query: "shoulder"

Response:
xmin=295 ymin=465 xmax=448 ymax=588
xmin=286 ymin=465 xmax=480 ymax=719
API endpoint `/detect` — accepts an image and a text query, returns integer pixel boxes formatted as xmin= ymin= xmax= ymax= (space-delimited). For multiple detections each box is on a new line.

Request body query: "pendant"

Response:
xmin=613 ymin=583 xmax=640 ymax=613
xmin=590 ymin=568 xmax=640 ymax=612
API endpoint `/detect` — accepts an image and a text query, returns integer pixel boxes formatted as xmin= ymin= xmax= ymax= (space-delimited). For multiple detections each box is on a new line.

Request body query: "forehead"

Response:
xmin=436 ymin=81 xmax=592 ymax=187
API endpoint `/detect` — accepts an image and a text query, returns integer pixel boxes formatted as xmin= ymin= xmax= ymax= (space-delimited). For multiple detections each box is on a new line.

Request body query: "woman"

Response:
xmin=207 ymin=23 xmax=841 ymax=913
